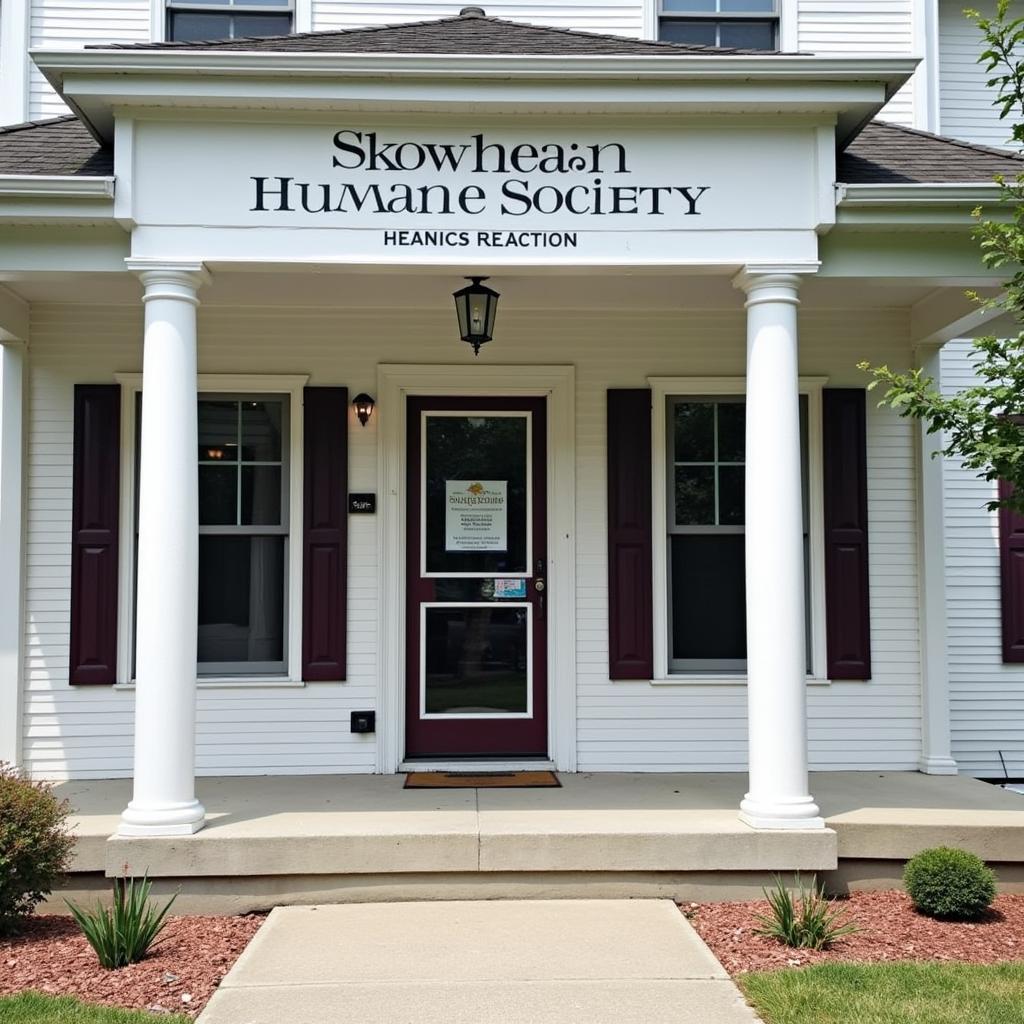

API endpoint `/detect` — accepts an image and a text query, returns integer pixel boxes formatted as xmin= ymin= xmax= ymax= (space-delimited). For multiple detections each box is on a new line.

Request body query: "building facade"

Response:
xmin=0 ymin=0 xmax=1022 ymax=841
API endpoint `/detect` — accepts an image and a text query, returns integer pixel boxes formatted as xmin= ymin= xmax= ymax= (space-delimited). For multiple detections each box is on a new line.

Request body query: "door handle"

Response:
xmin=535 ymin=578 xmax=545 ymax=619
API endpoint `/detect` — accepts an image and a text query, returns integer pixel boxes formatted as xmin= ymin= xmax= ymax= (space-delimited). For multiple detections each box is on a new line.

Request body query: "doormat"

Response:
xmin=404 ymin=770 xmax=560 ymax=789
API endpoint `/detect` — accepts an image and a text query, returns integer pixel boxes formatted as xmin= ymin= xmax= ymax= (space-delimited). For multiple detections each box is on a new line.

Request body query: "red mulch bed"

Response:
xmin=687 ymin=891 xmax=1024 ymax=975
xmin=1 ymin=914 xmax=265 ymax=1017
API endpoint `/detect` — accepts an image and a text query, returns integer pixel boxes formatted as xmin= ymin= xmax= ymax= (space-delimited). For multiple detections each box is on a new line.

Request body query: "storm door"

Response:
xmin=405 ymin=397 xmax=548 ymax=758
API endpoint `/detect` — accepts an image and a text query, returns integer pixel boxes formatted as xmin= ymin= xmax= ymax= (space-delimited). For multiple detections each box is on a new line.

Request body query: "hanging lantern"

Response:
xmin=452 ymin=276 xmax=499 ymax=355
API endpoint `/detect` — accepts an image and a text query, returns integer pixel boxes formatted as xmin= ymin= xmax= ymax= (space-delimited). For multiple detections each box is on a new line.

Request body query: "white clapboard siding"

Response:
xmin=938 ymin=0 xmax=1015 ymax=149
xmin=311 ymin=0 xmax=643 ymax=36
xmin=23 ymin=302 xmax=921 ymax=780
xmin=28 ymin=0 xmax=150 ymax=120
xmin=798 ymin=0 xmax=916 ymax=127
xmin=941 ymin=339 xmax=1024 ymax=777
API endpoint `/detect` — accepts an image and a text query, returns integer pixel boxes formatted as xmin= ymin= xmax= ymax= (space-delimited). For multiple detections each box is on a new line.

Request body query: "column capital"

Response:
xmin=125 ymin=259 xmax=211 ymax=303
xmin=732 ymin=262 xmax=820 ymax=306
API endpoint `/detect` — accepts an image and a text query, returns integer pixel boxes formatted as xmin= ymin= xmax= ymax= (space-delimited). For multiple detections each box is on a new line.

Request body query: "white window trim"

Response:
xmin=113 ymin=372 xmax=309 ymax=689
xmin=649 ymin=375 xmax=828 ymax=685
xmin=644 ymin=0 xmax=795 ymax=47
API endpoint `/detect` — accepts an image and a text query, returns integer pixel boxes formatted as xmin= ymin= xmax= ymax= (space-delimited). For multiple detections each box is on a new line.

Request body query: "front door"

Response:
xmin=405 ymin=397 xmax=548 ymax=759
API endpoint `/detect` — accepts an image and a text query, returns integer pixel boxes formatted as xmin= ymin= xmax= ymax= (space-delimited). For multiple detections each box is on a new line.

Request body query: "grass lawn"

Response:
xmin=739 ymin=962 xmax=1024 ymax=1024
xmin=0 ymin=993 xmax=189 ymax=1023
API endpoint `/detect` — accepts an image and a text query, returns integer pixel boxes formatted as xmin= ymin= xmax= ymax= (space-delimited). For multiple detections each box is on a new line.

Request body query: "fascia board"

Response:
xmin=0 ymin=175 xmax=114 ymax=199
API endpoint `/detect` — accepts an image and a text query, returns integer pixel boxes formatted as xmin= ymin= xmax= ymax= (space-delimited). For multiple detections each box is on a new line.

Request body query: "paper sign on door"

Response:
xmin=445 ymin=480 xmax=508 ymax=552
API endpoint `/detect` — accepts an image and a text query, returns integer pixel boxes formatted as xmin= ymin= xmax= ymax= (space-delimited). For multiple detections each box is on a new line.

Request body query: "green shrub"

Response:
xmin=0 ymin=761 xmax=74 ymax=934
xmin=903 ymin=846 xmax=996 ymax=920
xmin=753 ymin=874 xmax=859 ymax=951
xmin=67 ymin=873 xmax=177 ymax=969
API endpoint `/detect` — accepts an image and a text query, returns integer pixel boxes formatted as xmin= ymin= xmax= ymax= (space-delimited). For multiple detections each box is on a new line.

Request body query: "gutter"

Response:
xmin=0 ymin=175 xmax=115 ymax=199
xmin=836 ymin=182 xmax=1007 ymax=206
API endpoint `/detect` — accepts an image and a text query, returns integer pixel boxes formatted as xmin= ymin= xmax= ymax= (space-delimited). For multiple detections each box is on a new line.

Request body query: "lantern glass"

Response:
xmin=453 ymin=276 xmax=500 ymax=353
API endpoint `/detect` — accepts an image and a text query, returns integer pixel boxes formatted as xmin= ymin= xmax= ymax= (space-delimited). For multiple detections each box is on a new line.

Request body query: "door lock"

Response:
xmin=535 ymin=579 xmax=545 ymax=592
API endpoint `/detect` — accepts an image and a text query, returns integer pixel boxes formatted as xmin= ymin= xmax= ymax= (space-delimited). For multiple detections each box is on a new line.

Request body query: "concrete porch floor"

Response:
xmin=49 ymin=771 xmax=1024 ymax=913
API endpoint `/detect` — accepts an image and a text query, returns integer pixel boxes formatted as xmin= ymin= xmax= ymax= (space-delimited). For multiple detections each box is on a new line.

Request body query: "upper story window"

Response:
xmin=167 ymin=0 xmax=293 ymax=42
xmin=658 ymin=0 xmax=778 ymax=50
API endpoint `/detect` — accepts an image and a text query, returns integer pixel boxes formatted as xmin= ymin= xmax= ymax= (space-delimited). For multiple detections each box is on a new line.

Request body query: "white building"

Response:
xmin=0 ymin=0 xmax=1023 ymax=892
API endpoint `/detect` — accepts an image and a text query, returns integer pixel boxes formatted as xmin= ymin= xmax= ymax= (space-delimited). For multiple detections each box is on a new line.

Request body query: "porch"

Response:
xmin=51 ymin=770 xmax=1024 ymax=913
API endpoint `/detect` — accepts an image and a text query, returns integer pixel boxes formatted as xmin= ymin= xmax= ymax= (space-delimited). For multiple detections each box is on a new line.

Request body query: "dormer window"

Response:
xmin=167 ymin=0 xmax=294 ymax=42
xmin=657 ymin=0 xmax=778 ymax=50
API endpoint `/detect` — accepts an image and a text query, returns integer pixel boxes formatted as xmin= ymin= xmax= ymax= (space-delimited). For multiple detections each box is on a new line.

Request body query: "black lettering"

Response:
xmin=423 ymin=142 xmax=470 ymax=172
xmin=676 ymin=185 xmax=710 ymax=215
xmin=500 ymin=179 xmax=532 ymax=216
xmin=509 ymin=143 xmax=539 ymax=173
xmin=332 ymin=130 xmax=364 ymax=169
xmin=297 ymin=182 xmax=332 ymax=214
xmin=417 ymin=184 xmax=453 ymax=214
xmin=459 ymin=185 xmax=486 ymax=214
xmin=333 ymin=183 xmax=386 ymax=212
xmin=394 ymin=142 xmax=426 ymax=171
xmin=610 ymin=186 xmax=637 ymax=214
xmin=637 ymin=186 xmax=671 ymax=214
xmin=532 ymin=185 xmax=563 ymax=215
xmin=251 ymin=176 xmax=293 ymax=212
xmin=589 ymin=142 xmax=628 ymax=175
xmin=473 ymin=134 xmax=509 ymax=172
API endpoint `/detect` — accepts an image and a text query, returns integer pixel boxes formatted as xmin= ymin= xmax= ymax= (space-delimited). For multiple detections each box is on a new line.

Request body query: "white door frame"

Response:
xmin=376 ymin=364 xmax=577 ymax=773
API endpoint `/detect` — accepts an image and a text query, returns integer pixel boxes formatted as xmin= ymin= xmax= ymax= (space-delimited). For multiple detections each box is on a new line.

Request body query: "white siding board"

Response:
xmin=938 ymin=0 xmax=1016 ymax=148
xmin=23 ymin=302 xmax=920 ymax=780
xmin=797 ymin=0 xmax=916 ymax=127
xmin=941 ymin=338 xmax=1024 ymax=777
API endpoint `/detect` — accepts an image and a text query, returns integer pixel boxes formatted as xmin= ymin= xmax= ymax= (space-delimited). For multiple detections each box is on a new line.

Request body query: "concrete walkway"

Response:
xmin=197 ymin=899 xmax=761 ymax=1024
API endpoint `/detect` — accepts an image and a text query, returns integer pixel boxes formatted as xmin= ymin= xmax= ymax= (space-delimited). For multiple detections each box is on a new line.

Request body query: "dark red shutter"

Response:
xmin=69 ymin=384 xmax=121 ymax=685
xmin=823 ymin=388 xmax=872 ymax=680
xmin=999 ymin=480 xmax=1024 ymax=663
xmin=607 ymin=389 xmax=653 ymax=680
xmin=302 ymin=387 xmax=348 ymax=681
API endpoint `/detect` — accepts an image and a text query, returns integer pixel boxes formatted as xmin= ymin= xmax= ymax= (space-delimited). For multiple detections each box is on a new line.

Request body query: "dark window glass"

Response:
xmin=424 ymin=607 xmax=528 ymax=714
xmin=198 ymin=400 xmax=238 ymax=462
xmin=673 ymin=401 xmax=714 ymax=461
xmin=717 ymin=403 xmax=745 ymax=463
xmin=199 ymin=465 xmax=237 ymax=525
xmin=720 ymin=20 xmax=775 ymax=48
xmin=661 ymin=0 xmax=716 ymax=10
xmin=671 ymin=535 xmax=746 ymax=661
xmin=658 ymin=19 xmax=717 ymax=45
xmin=675 ymin=466 xmax=715 ymax=526
xmin=168 ymin=10 xmax=292 ymax=42
xmin=718 ymin=465 xmax=745 ymax=526
xmin=241 ymin=466 xmax=282 ymax=525
xmin=233 ymin=12 xmax=292 ymax=36
xmin=721 ymin=0 xmax=774 ymax=11
xmin=198 ymin=535 xmax=285 ymax=665
xmin=241 ymin=400 xmax=282 ymax=461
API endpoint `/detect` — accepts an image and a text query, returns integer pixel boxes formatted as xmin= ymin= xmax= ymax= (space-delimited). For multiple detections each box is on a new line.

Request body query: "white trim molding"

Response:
xmin=375 ymin=364 xmax=576 ymax=774
xmin=649 ymin=375 xmax=828 ymax=685
xmin=0 ymin=0 xmax=30 ymax=126
xmin=114 ymin=372 xmax=309 ymax=688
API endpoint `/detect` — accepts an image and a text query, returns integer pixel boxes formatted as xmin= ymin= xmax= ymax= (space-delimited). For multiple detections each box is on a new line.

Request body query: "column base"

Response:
xmin=739 ymin=793 xmax=825 ymax=830
xmin=118 ymin=798 xmax=206 ymax=837
xmin=918 ymin=755 xmax=959 ymax=776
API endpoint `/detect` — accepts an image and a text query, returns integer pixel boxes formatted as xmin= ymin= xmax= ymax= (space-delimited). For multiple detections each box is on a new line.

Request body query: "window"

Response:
xmin=667 ymin=396 xmax=808 ymax=673
xmin=167 ymin=0 xmax=293 ymax=42
xmin=657 ymin=0 xmax=778 ymax=50
xmin=133 ymin=395 xmax=290 ymax=677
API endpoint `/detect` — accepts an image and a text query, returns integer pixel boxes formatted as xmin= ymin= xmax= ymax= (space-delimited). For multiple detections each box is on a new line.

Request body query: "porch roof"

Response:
xmin=2 ymin=113 xmax=1021 ymax=188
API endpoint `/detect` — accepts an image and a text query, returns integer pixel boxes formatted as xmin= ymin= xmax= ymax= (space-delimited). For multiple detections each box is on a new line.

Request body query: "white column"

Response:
xmin=0 ymin=0 xmax=30 ymax=127
xmin=735 ymin=268 xmax=824 ymax=830
xmin=0 ymin=317 xmax=28 ymax=767
xmin=915 ymin=344 xmax=958 ymax=774
xmin=119 ymin=262 xmax=208 ymax=836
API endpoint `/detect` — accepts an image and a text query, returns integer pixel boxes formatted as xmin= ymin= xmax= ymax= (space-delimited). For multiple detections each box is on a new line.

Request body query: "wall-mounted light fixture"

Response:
xmin=352 ymin=392 xmax=375 ymax=427
xmin=453 ymin=276 xmax=499 ymax=355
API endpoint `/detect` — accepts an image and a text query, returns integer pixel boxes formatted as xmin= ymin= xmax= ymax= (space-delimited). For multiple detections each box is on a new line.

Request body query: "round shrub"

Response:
xmin=0 ymin=762 xmax=73 ymax=934
xmin=903 ymin=846 xmax=996 ymax=920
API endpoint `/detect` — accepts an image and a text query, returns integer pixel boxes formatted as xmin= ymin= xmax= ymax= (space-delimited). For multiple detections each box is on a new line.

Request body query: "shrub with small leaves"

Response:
xmin=0 ymin=761 xmax=74 ymax=934
xmin=754 ymin=874 xmax=859 ymax=951
xmin=903 ymin=846 xmax=996 ymax=920
xmin=67 ymin=873 xmax=177 ymax=969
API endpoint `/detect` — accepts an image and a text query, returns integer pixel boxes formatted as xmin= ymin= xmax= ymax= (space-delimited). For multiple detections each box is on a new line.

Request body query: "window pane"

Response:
xmin=424 ymin=607 xmax=528 ymax=714
xmin=661 ymin=0 xmax=716 ymax=10
xmin=673 ymin=402 xmax=714 ymax=462
xmin=173 ymin=0 xmax=290 ymax=5
xmin=659 ymin=19 xmax=717 ymax=44
xmin=718 ymin=465 xmax=745 ymax=526
xmin=233 ymin=12 xmax=293 ymax=36
xmin=671 ymin=535 xmax=746 ymax=661
xmin=199 ymin=465 xmax=237 ymax=525
xmin=720 ymin=20 xmax=775 ymax=48
xmin=241 ymin=466 xmax=282 ymax=525
xmin=717 ymin=402 xmax=745 ymax=462
xmin=675 ymin=465 xmax=715 ymax=525
xmin=199 ymin=400 xmax=238 ymax=462
xmin=241 ymin=400 xmax=282 ymax=461
xmin=169 ymin=11 xmax=232 ymax=41
xmin=424 ymin=415 xmax=529 ymax=575
xmin=198 ymin=536 xmax=284 ymax=666
xmin=721 ymin=0 xmax=774 ymax=10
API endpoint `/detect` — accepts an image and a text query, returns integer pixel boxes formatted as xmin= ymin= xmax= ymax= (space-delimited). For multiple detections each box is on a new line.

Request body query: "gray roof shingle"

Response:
xmin=837 ymin=120 xmax=1023 ymax=184
xmin=90 ymin=10 xmax=779 ymax=55
xmin=0 ymin=115 xmax=113 ymax=176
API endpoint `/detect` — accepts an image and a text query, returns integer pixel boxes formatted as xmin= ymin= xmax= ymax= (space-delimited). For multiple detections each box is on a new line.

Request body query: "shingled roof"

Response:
xmin=89 ymin=8 xmax=778 ymax=56
xmin=0 ymin=115 xmax=113 ymax=176
xmin=837 ymin=120 xmax=1023 ymax=184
